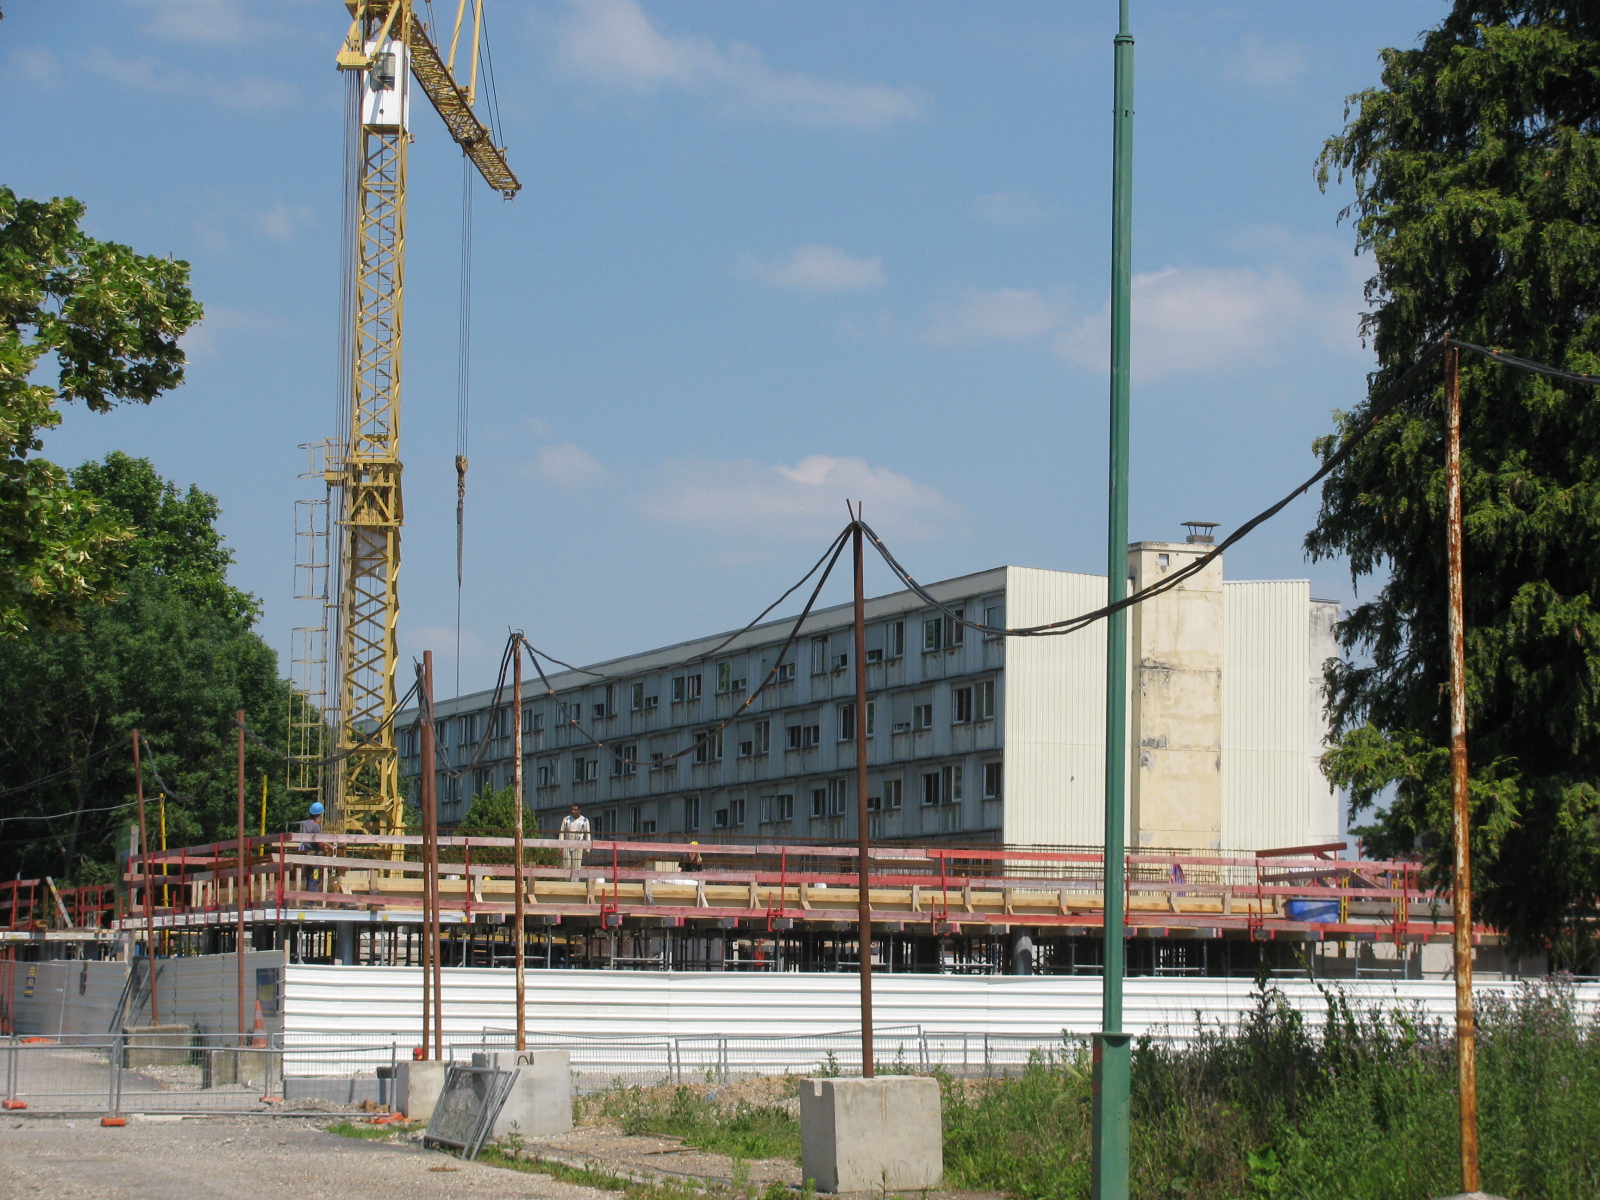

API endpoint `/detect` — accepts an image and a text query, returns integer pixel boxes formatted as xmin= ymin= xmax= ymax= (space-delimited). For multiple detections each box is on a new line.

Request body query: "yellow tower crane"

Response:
xmin=327 ymin=1 xmax=519 ymax=837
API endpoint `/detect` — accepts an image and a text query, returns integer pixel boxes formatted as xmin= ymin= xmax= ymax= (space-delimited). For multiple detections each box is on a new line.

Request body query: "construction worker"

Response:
xmin=683 ymin=841 xmax=704 ymax=872
xmin=559 ymin=804 xmax=590 ymax=879
xmin=299 ymin=802 xmax=328 ymax=893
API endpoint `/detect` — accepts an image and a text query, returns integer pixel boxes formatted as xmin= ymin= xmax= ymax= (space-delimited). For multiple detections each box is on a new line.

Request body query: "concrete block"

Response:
xmin=471 ymin=1050 xmax=573 ymax=1139
xmin=121 ymin=1025 xmax=190 ymax=1068
xmin=202 ymin=1048 xmax=273 ymax=1090
xmin=396 ymin=1059 xmax=447 ymax=1121
xmin=800 ymin=1076 xmax=942 ymax=1194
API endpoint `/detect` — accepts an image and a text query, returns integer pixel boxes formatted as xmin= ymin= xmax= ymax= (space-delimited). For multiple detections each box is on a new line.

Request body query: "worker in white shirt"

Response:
xmin=559 ymin=804 xmax=591 ymax=878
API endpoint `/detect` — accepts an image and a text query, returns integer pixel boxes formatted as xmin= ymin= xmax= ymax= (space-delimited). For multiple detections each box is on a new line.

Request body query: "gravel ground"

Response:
xmin=0 ymin=1114 xmax=614 ymax=1200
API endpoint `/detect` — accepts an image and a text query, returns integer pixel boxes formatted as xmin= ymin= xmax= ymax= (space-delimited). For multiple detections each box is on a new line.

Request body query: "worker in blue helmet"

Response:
xmin=300 ymin=802 xmax=328 ymax=892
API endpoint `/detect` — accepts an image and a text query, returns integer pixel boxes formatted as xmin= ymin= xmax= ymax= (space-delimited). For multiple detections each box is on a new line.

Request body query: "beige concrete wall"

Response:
xmin=1128 ymin=543 xmax=1224 ymax=850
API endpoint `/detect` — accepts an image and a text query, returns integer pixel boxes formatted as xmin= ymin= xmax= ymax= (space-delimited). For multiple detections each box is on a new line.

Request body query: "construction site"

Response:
xmin=5 ymin=4 xmax=1600 ymax=1198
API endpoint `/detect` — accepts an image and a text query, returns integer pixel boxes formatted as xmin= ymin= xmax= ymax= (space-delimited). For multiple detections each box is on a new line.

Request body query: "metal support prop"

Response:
xmin=852 ymin=514 xmax=874 ymax=1078
xmin=132 ymin=731 xmax=158 ymax=1026
xmin=419 ymin=652 xmax=437 ymax=1058
xmin=426 ymin=652 xmax=443 ymax=1056
xmin=1445 ymin=342 xmax=1480 ymax=1191
xmin=1092 ymin=4 xmax=1134 ymax=1198
xmin=237 ymin=710 xmax=248 ymax=1043
xmin=513 ymin=634 xmax=527 ymax=1051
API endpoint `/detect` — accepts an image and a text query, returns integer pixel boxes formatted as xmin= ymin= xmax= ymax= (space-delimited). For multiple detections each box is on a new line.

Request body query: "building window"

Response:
xmin=644 ymin=694 xmax=659 ymax=711
xmin=913 ymin=704 xmax=934 ymax=731
xmin=573 ymin=754 xmax=598 ymax=782
xmin=837 ymin=703 xmax=856 ymax=742
xmin=475 ymin=767 xmax=494 ymax=797
xmin=831 ymin=653 xmax=849 ymax=672
xmin=693 ymin=729 xmax=723 ymax=764
xmin=803 ymin=724 xmax=820 ymax=748
xmin=614 ymin=744 xmax=637 ymax=777
xmin=683 ymin=796 xmax=700 ymax=831
xmin=401 ymin=728 xmax=418 ymax=758
xmin=729 ymin=797 xmax=746 ymax=827
xmin=923 ymin=618 xmax=943 ymax=653
xmin=786 ymin=725 xmax=803 ymax=751
xmin=713 ymin=805 xmax=729 ymax=829
xmin=537 ymin=762 xmax=556 ymax=788
xmin=592 ymin=702 xmax=608 ymax=720
xmin=866 ymin=647 xmax=884 ymax=663
xmin=811 ymin=788 xmax=827 ymax=819
xmin=921 ymin=772 xmax=940 ymax=806
xmin=952 ymin=686 xmax=973 ymax=724
xmin=753 ymin=720 xmax=771 ymax=755
xmin=867 ymin=791 xmax=881 ymax=812
xmin=944 ymin=763 xmax=964 ymax=802
xmin=984 ymin=603 xmax=1005 ymax=641
xmin=777 ymin=661 xmax=797 ymax=684
xmin=866 ymin=701 xmax=876 ymax=737
xmin=811 ymin=637 xmax=828 ymax=675
xmin=630 ymin=682 xmax=644 ymax=711
xmin=650 ymin=751 xmax=667 ymax=771
xmin=776 ymin=793 xmax=794 ymax=822
xmin=737 ymin=738 xmax=753 ymax=758
xmin=672 ymin=676 xmax=685 ymax=701
xmin=828 ymin=778 xmax=849 ymax=816
xmin=889 ymin=621 xmax=905 ymax=658
xmin=883 ymin=779 xmax=903 ymax=810
xmin=950 ymin=608 xmax=966 ymax=646
xmin=976 ymin=680 xmax=995 ymax=721
xmin=983 ymin=761 xmax=1003 ymax=800
xmin=673 ymin=675 xmax=703 ymax=703
xmin=460 ymin=714 xmax=478 ymax=745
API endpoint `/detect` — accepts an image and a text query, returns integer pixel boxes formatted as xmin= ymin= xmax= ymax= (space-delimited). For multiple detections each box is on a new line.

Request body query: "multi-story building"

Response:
xmin=402 ymin=530 xmax=1341 ymax=852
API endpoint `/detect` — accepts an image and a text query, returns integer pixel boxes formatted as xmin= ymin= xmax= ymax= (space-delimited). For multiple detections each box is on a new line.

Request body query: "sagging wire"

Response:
xmin=237 ymin=675 xmax=422 ymax=768
xmin=523 ymin=528 xmax=851 ymax=771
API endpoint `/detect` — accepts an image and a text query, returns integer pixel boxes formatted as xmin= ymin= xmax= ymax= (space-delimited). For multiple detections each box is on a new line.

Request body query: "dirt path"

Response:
xmin=0 ymin=1114 xmax=612 ymax=1200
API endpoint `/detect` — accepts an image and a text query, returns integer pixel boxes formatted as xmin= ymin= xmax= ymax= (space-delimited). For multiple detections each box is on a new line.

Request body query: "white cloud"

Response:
xmin=85 ymin=47 xmax=294 ymax=111
xmin=130 ymin=0 xmax=272 ymax=45
xmin=1224 ymin=34 xmax=1310 ymax=89
xmin=530 ymin=442 xmax=613 ymax=489
xmin=11 ymin=48 xmax=63 ymax=85
xmin=553 ymin=0 xmax=925 ymax=129
xmin=642 ymin=454 xmax=959 ymax=541
xmin=736 ymin=245 xmax=885 ymax=292
xmin=926 ymin=287 xmax=1064 ymax=344
xmin=1054 ymin=265 xmax=1352 ymax=380
xmin=187 ymin=193 xmax=314 ymax=254
xmin=971 ymin=191 xmax=1059 ymax=227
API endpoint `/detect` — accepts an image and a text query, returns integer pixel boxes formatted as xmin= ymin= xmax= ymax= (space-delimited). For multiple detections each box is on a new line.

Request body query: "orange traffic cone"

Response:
xmin=250 ymin=1000 xmax=268 ymax=1049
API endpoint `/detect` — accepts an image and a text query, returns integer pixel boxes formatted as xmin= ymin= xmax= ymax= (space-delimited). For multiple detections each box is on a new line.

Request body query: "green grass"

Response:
xmin=942 ymin=979 xmax=1600 ymax=1200
xmin=591 ymin=1083 xmax=803 ymax=1163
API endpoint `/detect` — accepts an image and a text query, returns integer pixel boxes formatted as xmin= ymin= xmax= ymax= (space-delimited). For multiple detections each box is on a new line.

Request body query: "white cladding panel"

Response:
xmin=281 ymin=965 xmax=1599 ymax=1043
xmin=1222 ymin=580 xmax=1312 ymax=851
xmin=1000 ymin=567 xmax=1114 ymax=847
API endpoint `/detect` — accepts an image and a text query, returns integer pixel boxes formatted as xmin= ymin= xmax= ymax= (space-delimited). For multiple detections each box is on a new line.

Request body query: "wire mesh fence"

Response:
xmin=1 ymin=1025 xmax=1085 ymax=1115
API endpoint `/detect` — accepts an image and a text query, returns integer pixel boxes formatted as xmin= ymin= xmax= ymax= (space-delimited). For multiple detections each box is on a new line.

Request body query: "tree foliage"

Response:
xmin=1310 ymin=3 xmax=1600 ymax=956
xmin=0 ymin=186 xmax=202 ymax=635
xmin=0 ymin=456 xmax=297 ymax=884
xmin=448 ymin=786 xmax=556 ymax=866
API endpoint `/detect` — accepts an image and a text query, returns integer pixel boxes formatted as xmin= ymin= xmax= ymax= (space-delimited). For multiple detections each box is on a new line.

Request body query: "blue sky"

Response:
xmin=5 ymin=0 xmax=1445 ymax=693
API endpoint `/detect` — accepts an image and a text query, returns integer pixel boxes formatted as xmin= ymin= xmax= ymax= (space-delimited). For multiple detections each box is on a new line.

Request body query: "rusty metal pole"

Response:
xmin=426 ymin=653 xmax=444 ymax=1058
xmin=132 ymin=730 xmax=158 ymax=1026
xmin=1445 ymin=341 xmax=1480 ymax=1192
xmin=513 ymin=634 xmax=527 ymax=1051
xmin=418 ymin=658 xmax=436 ymax=1059
xmin=236 ymin=710 xmax=248 ymax=1044
xmin=853 ymin=514 xmax=874 ymax=1078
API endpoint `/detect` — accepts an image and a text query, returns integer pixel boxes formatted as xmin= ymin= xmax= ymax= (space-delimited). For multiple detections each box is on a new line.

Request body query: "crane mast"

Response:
xmin=327 ymin=0 xmax=519 ymax=836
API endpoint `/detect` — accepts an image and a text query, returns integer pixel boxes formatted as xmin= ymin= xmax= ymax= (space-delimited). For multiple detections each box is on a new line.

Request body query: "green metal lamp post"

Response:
xmin=1091 ymin=3 xmax=1134 ymax=1199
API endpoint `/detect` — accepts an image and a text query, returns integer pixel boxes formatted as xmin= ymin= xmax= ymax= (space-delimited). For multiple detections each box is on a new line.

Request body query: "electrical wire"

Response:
xmin=0 ymin=801 xmax=137 ymax=826
xmin=0 ymin=737 xmax=133 ymax=800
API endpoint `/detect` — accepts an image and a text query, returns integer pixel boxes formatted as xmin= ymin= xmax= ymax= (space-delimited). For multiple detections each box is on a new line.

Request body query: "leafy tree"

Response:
xmin=449 ymin=785 xmax=556 ymax=866
xmin=0 ymin=456 xmax=296 ymax=884
xmin=0 ymin=186 xmax=202 ymax=636
xmin=1310 ymin=3 xmax=1600 ymax=958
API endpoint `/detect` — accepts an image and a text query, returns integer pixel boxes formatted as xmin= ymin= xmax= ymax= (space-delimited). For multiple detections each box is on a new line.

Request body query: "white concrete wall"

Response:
xmin=1222 ymin=580 xmax=1316 ymax=851
xmin=1000 ymin=567 xmax=1112 ymax=847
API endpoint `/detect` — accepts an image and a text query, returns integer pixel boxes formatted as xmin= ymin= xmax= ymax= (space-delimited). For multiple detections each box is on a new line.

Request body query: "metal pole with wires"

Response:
xmin=851 ymin=509 xmax=874 ymax=1078
xmin=1445 ymin=341 xmax=1481 ymax=1193
xmin=236 ymin=710 xmax=247 ymax=1044
xmin=1092 ymin=4 xmax=1134 ymax=1199
xmin=513 ymin=632 xmax=527 ymax=1052
xmin=132 ymin=731 xmax=158 ymax=1026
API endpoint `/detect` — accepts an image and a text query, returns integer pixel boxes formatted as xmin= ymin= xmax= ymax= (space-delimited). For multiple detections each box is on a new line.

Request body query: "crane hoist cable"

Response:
xmin=454 ymin=149 xmax=474 ymax=697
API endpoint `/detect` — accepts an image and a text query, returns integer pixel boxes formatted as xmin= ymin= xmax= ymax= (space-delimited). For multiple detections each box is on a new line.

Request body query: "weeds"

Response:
xmin=941 ymin=979 xmax=1600 ymax=1200
xmin=593 ymin=1082 xmax=802 ymax=1162
xmin=324 ymin=1119 xmax=423 ymax=1140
